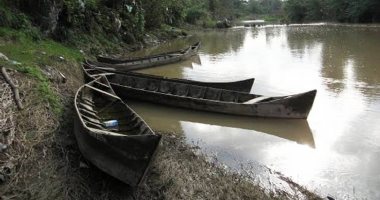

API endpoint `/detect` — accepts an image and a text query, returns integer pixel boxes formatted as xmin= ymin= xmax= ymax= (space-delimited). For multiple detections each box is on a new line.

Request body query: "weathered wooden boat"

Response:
xmin=82 ymin=62 xmax=254 ymax=93
xmin=105 ymin=75 xmax=317 ymax=118
xmin=74 ymin=76 xmax=161 ymax=187
xmin=90 ymin=42 xmax=201 ymax=71
xmin=97 ymin=42 xmax=200 ymax=64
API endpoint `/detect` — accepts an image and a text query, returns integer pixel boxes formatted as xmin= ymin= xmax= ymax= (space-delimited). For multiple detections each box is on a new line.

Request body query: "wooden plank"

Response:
xmin=91 ymin=73 xmax=115 ymax=77
xmin=95 ymin=80 xmax=111 ymax=88
xmin=82 ymin=115 xmax=102 ymax=125
xmin=84 ymin=120 xmax=105 ymax=130
xmin=79 ymin=103 xmax=94 ymax=111
xmin=80 ymin=108 xmax=100 ymax=120
xmin=243 ymin=96 xmax=271 ymax=104
xmin=86 ymin=85 xmax=120 ymax=99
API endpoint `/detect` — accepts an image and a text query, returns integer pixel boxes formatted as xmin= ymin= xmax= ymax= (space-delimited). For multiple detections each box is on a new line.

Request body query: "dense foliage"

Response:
xmin=247 ymin=0 xmax=282 ymax=15
xmin=284 ymin=0 xmax=380 ymax=22
xmin=0 ymin=0 xmax=251 ymax=35
xmin=1 ymin=0 xmax=380 ymax=45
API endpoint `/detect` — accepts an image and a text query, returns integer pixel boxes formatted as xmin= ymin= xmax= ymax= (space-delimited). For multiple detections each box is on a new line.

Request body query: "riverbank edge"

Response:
xmin=0 ymin=25 xmax=322 ymax=199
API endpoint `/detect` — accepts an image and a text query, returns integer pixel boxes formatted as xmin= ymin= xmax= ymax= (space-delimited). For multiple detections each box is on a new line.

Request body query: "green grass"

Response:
xmin=0 ymin=28 xmax=83 ymax=64
xmin=0 ymin=27 xmax=84 ymax=115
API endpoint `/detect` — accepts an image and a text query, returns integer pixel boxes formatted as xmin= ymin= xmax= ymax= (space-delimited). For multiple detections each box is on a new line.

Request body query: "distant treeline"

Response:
xmin=180 ymin=0 xmax=380 ymax=24
xmin=1 ymin=0 xmax=380 ymax=43
xmin=284 ymin=0 xmax=380 ymax=23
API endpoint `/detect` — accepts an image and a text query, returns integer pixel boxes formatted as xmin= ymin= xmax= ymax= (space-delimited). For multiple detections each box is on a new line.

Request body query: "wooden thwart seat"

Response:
xmin=243 ymin=96 xmax=272 ymax=104
xmin=82 ymin=115 xmax=102 ymax=125
xmin=95 ymin=80 xmax=111 ymax=88
xmin=82 ymin=98 xmax=94 ymax=105
xmin=85 ymin=68 xmax=101 ymax=72
xmin=90 ymin=72 xmax=115 ymax=77
xmin=79 ymin=103 xmax=95 ymax=112
xmin=80 ymin=108 xmax=100 ymax=119
xmin=85 ymin=121 xmax=105 ymax=130
xmin=86 ymin=85 xmax=120 ymax=99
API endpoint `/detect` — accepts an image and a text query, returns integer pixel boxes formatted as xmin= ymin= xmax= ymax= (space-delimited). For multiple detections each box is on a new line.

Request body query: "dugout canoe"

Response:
xmin=97 ymin=42 xmax=200 ymax=64
xmin=91 ymin=42 xmax=201 ymax=71
xmin=74 ymin=76 xmax=161 ymax=187
xmin=107 ymin=75 xmax=317 ymax=119
xmin=82 ymin=63 xmax=254 ymax=93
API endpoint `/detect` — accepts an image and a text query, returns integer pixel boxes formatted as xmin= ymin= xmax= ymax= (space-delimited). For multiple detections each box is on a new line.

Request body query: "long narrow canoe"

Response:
xmin=74 ymin=76 xmax=161 ymax=187
xmin=82 ymin=63 xmax=254 ymax=93
xmin=106 ymin=75 xmax=317 ymax=119
xmin=91 ymin=42 xmax=201 ymax=71
xmin=97 ymin=42 xmax=200 ymax=64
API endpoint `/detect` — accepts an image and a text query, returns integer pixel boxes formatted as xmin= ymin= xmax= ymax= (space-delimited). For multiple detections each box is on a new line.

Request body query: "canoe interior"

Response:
xmin=75 ymin=76 xmax=161 ymax=187
xmin=78 ymin=87 xmax=151 ymax=135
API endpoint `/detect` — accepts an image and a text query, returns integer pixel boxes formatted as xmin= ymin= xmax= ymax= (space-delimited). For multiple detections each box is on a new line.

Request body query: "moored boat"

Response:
xmin=91 ymin=42 xmax=201 ymax=71
xmin=102 ymin=74 xmax=317 ymax=119
xmin=97 ymin=42 xmax=200 ymax=64
xmin=74 ymin=76 xmax=161 ymax=187
xmin=82 ymin=63 xmax=254 ymax=93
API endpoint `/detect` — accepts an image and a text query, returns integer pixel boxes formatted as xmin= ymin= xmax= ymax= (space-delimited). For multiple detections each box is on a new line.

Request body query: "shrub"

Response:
xmin=185 ymin=7 xmax=208 ymax=24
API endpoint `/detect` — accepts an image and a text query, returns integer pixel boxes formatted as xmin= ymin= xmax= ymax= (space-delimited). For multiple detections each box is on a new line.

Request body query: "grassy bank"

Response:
xmin=0 ymin=26 xmax=84 ymax=199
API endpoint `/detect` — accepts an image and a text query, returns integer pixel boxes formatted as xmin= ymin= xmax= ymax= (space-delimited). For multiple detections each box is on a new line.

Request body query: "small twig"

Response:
xmin=58 ymin=71 xmax=67 ymax=83
xmin=1 ymin=66 xmax=23 ymax=110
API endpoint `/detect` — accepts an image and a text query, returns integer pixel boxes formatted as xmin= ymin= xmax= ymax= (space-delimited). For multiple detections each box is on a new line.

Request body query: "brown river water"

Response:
xmin=125 ymin=24 xmax=380 ymax=199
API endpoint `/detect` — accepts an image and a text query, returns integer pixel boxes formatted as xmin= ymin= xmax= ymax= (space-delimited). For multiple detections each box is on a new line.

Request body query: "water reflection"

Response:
xmin=128 ymin=100 xmax=315 ymax=147
xmin=135 ymin=24 xmax=380 ymax=199
xmin=193 ymin=29 xmax=246 ymax=56
xmin=132 ymin=56 xmax=200 ymax=78
xmin=286 ymin=26 xmax=380 ymax=96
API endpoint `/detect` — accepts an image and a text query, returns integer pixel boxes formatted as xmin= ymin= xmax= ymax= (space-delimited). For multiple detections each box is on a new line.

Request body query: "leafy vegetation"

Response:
xmin=245 ymin=0 xmax=284 ymax=23
xmin=1 ymin=0 xmax=380 ymax=44
xmin=284 ymin=0 xmax=380 ymax=23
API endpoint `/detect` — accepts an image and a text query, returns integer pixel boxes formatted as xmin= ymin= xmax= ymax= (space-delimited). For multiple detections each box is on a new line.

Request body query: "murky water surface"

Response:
xmin=127 ymin=24 xmax=380 ymax=199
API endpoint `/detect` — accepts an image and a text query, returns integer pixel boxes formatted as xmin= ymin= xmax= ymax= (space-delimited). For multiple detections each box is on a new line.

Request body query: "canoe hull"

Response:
xmin=109 ymin=72 xmax=254 ymax=93
xmin=74 ymin=77 xmax=161 ymax=187
xmin=111 ymin=83 xmax=316 ymax=119
xmin=91 ymin=42 xmax=200 ymax=71
xmin=83 ymin=63 xmax=254 ymax=93
xmin=97 ymin=42 xmax=200 ymax=64
xmin=74 ymin=114 xmax=161 ymax=186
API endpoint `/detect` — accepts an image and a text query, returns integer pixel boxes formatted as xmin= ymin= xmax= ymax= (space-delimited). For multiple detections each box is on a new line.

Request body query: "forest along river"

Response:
xmin=126 ymin=24 xmax=380 ymax=199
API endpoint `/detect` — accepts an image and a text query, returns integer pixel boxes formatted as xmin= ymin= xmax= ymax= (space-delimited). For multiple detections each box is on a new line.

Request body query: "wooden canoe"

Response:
xmin=90 ymin=42 xmax=201 ymax=71
xmin=97 ymin=42 xmax=201 ymax=64
xmin=74 ymin=76 xmax=161 ymax=187
xmin=82 ymin=62 xmax=254 ymax=93
xmin=107 ymin=75 xmax=316 ymax=119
